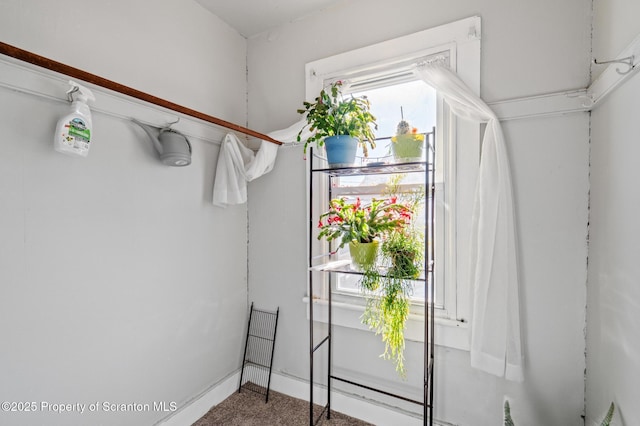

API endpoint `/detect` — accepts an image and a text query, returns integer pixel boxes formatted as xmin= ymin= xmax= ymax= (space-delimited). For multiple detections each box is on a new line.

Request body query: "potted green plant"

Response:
xmin=390 ymin=119 xmax=425 ymax=162
xmin=382 ymin=229 xmax=424 ymax=279
xmin=297 ymin=80 xmax=378 ymax=167
xmin=317 ymin=196 xmax=411 ymax=270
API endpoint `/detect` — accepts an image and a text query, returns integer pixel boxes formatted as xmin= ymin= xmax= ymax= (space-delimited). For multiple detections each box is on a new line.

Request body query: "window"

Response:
xmin=329 ymin=80 xmax=438 ymax=306
xmin=306 ymin=17 xmax=481 ymax=350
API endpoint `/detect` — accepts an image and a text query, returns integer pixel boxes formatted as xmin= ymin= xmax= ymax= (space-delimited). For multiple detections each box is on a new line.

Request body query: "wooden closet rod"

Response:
xmin=0 ymin=41 xmax=282 ymax=145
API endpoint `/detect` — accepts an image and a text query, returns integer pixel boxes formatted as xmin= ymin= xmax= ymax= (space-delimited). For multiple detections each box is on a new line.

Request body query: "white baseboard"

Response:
xmin=157 ymin=370 xmax=449 ymax=426
xmin=156 ymin=371 xmax=240 ymax=426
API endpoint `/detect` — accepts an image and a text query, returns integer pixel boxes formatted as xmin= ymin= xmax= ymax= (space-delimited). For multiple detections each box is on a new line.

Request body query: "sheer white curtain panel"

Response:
xmin=415 ymin=64 xmax=523 ymax=382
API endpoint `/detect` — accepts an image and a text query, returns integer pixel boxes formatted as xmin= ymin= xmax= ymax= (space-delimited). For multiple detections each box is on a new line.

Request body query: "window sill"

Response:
xmin=303 ymin=297 xmax=469 ymax=352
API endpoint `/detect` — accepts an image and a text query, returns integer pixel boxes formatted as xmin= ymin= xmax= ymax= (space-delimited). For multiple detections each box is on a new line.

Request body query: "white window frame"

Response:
xmin=305 ymin=16 xmax=482 ymax=351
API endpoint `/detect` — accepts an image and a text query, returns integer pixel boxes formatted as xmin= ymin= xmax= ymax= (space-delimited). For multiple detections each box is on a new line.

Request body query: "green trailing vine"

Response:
xmin=358 ymin=175 xmax=425 ymax=377
xmin=361 ymin=273 xmax=412 ymax=375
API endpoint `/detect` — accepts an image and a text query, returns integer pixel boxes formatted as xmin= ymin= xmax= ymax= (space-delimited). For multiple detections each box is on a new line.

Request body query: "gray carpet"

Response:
xmin=193 ymin=386 xmax=373 ymax=426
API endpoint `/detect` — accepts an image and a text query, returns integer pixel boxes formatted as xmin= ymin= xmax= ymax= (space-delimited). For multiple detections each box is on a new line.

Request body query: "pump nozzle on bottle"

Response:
xmin=66 ymin=80 xmax=95 ymax=104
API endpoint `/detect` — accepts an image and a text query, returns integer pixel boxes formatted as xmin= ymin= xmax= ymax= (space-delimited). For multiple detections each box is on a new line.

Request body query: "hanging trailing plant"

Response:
xmin=359 ymin=175 xmax=425 ymax=377
xmin=361 ymin=281 xmax=409 ymax=374
xmin=361 ymin=228 xmax=423 ymax=376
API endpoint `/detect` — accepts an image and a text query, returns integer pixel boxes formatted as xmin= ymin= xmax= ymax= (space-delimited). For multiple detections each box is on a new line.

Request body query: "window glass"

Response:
xmin=330 ymin=79 xmax=439 ymax=306
xmin=349 ymin=79 xmax=437 ymax=161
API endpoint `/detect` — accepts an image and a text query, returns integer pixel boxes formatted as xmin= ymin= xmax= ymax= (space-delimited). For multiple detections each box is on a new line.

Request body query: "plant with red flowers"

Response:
xmin=317 ymin=196 xmax=412 ymax=250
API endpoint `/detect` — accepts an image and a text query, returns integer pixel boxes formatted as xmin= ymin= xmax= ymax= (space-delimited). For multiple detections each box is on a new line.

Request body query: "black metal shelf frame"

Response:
xmin=307 ymin=128 xmax=436 ymax=426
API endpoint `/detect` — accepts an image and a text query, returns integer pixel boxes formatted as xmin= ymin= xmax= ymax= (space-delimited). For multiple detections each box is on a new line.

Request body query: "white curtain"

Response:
xmin=415 ymin=64 xmax=523 ymax=382
xmin=212 ymin=120 xmax=310 ymax=207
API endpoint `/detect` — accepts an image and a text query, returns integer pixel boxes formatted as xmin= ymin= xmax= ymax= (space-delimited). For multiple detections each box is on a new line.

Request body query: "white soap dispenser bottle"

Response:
xmin=54 ymin=80 xmax=96 ymax=157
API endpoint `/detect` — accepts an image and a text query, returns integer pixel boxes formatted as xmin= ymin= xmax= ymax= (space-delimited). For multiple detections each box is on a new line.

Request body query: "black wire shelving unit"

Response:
xmin=307 ymin=128 xmax=436 ymax=426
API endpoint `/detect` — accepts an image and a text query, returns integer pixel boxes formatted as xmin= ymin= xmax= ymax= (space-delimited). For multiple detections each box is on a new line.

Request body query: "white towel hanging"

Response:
xmin=212 ymin=120 xmax=311 ymax=207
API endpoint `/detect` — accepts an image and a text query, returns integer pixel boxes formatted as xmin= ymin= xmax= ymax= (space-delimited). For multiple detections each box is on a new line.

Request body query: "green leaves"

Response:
xmin=361 ymin=271 xmax=412 ymax=377
xmin=317 ymin=197 xmax=410 ymax=249
xmin=297 ymin=81 xmax=378 ymax=155
xmin=600 ymin=402 xmax=615 ymax=426
xmin=504 ymin=400 xmax=515 ymax=426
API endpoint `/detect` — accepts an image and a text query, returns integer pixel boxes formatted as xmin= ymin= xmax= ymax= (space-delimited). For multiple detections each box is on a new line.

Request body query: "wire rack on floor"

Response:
xmin=238 ymin=302 xmax=279 ymax=402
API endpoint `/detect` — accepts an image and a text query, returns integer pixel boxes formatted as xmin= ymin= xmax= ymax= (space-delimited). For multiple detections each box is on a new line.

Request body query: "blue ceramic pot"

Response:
xmin=324 ymin=135 xmax=358 ymax=167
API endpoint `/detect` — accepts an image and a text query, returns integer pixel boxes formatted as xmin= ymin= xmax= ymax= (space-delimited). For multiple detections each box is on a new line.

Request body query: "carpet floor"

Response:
xmin=193 ymin=386 xmax=373 ymax=426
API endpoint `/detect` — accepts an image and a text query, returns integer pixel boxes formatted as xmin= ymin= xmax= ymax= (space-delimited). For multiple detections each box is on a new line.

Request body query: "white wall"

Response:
xmin=587 ymin=1 xmax=640 ymax=425
xmin=247 ymin=0 xmax=591 ymax=425
xmin=0 ymin=1 xmax=249 ymax=425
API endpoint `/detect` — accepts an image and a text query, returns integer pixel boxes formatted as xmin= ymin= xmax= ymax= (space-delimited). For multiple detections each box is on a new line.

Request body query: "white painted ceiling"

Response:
xmin=195 ymin=0 xmax=346 ymax=38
